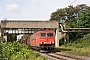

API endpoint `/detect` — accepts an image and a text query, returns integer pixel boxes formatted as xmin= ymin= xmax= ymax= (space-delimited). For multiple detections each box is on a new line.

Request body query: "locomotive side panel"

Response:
xmin=30 ymin=33 xmax=38 ymax=46
xmin=36 ymin=33 xmax=40 ymax=47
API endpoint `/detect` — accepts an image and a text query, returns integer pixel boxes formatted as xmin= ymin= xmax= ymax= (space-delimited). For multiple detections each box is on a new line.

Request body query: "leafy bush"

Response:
xmin=0 ymin=42 xmax=45 ymax=60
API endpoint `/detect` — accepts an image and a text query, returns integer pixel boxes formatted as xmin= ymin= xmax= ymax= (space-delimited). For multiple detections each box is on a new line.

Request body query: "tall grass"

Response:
xmin=59 ymin=33 xmax=90 ymax=57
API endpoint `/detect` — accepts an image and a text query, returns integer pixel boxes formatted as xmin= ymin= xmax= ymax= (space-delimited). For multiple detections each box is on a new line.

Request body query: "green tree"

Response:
xmin=77 ymin=10 xmax=90 ymax=28
xmin=50 ymin=4 xmax=90 ymax=42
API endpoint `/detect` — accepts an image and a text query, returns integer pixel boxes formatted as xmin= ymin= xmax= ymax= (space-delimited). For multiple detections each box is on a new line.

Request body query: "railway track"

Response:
xmin=31 ymin=49 xmax=90 ymax=60
xmin=45 ymin=52 xmax=85 ymax=60
xmin=39 ymin=52 xmax=89 ymax=60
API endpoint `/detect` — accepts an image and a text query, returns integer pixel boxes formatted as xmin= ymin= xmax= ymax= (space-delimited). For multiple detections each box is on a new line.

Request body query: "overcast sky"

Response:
xmin=0 ymin=0 xmax=90 ymax=21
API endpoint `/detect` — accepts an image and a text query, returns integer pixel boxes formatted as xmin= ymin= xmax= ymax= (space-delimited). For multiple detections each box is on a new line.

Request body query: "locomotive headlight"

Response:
xmin=52 ymin=42 xmax=54 ymax=44
xmin=50 ymin=42 xmax=54 ymax=44
xmin=41 ymin=42 xmax=44 ymax=44
xmin=40 ymin=42 xmax=42 ymax=44
xmin=50 ymin=42 xmax=52 ymax=44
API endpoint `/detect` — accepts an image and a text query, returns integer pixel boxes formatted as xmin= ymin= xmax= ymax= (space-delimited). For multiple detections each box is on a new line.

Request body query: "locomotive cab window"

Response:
xmin=47 ymin=33 xmax=53 ymax=37
xmin=40 ymin=33 xmax=46 ymax=37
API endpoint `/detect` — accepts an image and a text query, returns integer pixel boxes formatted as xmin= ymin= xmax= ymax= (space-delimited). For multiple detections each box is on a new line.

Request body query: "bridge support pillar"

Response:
xmin=66 ymin=33 xmax=69 ymax=43
xmin=55 ymin=29 xmax=59 ymax=47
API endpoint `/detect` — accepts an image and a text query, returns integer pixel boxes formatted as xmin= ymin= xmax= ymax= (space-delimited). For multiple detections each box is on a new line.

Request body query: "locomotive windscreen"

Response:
xmin=47 ymin=33 xmax=53 ymax=37
xmin=40 ymin=33 xmax=53 ymax=37
xmin=41 ymin=33 xmax=46 ymax=37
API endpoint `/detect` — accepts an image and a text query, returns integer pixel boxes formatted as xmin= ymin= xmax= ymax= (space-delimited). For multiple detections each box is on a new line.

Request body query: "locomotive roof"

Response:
xmin=37 ymin=30 xmax=54 ymax=33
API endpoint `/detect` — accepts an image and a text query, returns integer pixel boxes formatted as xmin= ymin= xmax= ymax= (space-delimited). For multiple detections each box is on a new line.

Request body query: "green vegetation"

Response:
xmin=59 ymin=33 xmax=90 ymax=57
xmin=0 ymin=42 xmax=45 ymax=60
xmin=50 ymin=4 xmax=90 ymax=42
xmin=50 ymin=4 xmax=90 ymax=57
xmin=59 ymin=45 xmax=90 ymax=57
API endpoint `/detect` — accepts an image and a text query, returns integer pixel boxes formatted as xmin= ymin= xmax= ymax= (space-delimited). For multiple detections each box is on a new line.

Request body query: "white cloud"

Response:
xmin=5 ymin=4 xmax=21 ymax=13
xmin=30 ymin=0 xmax=40 ymax=4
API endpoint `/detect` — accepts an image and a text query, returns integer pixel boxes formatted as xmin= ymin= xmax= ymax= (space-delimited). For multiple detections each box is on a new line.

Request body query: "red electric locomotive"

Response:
xmin=29 ymin=30 xmax=55 ymax=51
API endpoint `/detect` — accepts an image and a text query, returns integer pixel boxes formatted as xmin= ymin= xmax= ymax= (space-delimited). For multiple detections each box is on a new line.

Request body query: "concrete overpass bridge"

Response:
xmin=1 ymin=20 xmax=58 ymax=34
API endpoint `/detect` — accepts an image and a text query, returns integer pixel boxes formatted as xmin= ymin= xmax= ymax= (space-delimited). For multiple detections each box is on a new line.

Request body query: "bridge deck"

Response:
xmin=1 ymin=20 xmax=58 ymax=28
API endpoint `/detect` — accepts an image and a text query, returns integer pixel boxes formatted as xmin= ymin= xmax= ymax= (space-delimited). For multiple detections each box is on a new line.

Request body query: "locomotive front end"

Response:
xmin=39 ymin=30 xmax=55 ymax=50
